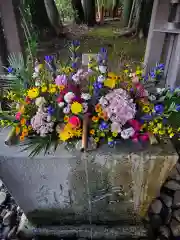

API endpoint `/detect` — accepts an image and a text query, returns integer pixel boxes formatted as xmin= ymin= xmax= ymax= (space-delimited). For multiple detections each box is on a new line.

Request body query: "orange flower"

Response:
xmin=95 ymin=104 xmax=102 ymax=113
xmin=59 ymin=85 xmax=65 ymax=91
xmin=22 ymin=128 xmax=28 ymax=137
xmin=20 ymin=118 xmax=26 ymax=126
xmin=64 ymin=116 xmax=69 ymax=122
xmin=15 ymin=126 xmax=20 ymax=135
xmin=90 ymin=129 xmax=95 ymax=135
xmin=92 ymin=116 xmax=99 ymax=123
xmin=19 ymin=135 xmax=25 ymax=141
xmin=98 ymin=111 xmax=105 ymax=119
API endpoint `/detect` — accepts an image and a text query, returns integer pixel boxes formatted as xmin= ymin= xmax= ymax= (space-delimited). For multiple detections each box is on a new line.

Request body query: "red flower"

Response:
xmin=25 ymin=96 xmax=31 ymax=104
xmin=69 ymin=116 xmax=81 ymax=129
xmin=128 ymin=119 xmax=141 ymax=132
xmin=57 ymin=96 xmax=63 ymax=103
xmin=139 ymin=133 xmax=149 ymax=142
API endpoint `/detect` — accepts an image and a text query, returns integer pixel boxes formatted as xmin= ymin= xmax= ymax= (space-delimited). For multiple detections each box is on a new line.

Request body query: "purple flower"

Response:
xmin=108 ymin=140 xmax=114 ymax=147
xmin=72 ymin=40 xmax=80 ymax=47
xmin=45 ymin=55 xmax=53 ymax=62
xmin=7 ymin=67 xmax=13 ymax=73
xmin=47 ymin=106 xmax=55 ymax=115
xmin=94 ymin=81 xmax=103 ymax=90
xmin=72 ymin=62 xmax=77 ymax=68
xmin=99 ymin=122 xmax=108 ymax=130
xmin=154 ymin=104 xmax=164 ymax=113
xmin=176 ymin=104 xmax=180 ymax=111
xmin=55 ymin=75 xmax=67 ymax=86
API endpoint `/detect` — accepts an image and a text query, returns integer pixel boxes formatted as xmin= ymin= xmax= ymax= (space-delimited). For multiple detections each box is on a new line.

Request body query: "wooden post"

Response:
xmin=0 ymin=0 xmax=23 ymax=54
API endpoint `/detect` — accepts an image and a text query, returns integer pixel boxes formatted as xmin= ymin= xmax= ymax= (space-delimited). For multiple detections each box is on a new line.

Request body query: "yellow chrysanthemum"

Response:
xmin=142 ymin=105 xmax=151 ymax=113
xmin=41 ymin=85 xmax=47 ymax=93
xmin=49 ymin=84 xmax=57 ymax=94
xmin=19 ymin=135 xmax=25 ymax=141
xmin=94 ymin=137 xmax=100 ymax=143
xmin=28 ymin=125 xmax=32 ymax=131
xmin=59 ymin=131 xmax=71 ymax=141
xmin=100 ymin=132 xmax=105 ymax=137
xmin=74 ymin=129 xmax=82 ymax=137
xmin=27 ymin=88 xmax=39 ymax=99
xmin=169 ymin=132 xmax=175 ymax=138
xmin=71 ymin=102 xmax=82 ymax=114
xmin=64 ymin=116 xmax=69 ymax=122
xmin=22 ymin=128 xmax=28 ymax=137
xmin=92 ymin=116 xmax=99 ymax=122
xmin=104 ymin=78 xmax=116 ymax=89
xmin=20 ymin=118 xmax=26 ymax=126
xmin=158 ymin=129 xmax=166 ymax=135
xmin=95 ymin=104 xmax=102 ymax=113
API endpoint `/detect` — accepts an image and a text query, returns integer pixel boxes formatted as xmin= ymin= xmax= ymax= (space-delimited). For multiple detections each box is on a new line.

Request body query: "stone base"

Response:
xmin=17 ymin=214 xmax=148 ymax=240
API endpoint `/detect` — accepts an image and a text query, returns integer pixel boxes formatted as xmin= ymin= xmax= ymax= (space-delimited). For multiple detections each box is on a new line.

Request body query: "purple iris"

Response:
xmin=72 ymin=40 xmax=80 ymax=47
xmin=72 ymin=62 xmax=77 ymax=68
xmin=47 ymin=106 xmax=55 ymax=115
xmin=150 ymin=70 xmax=156 ymax=78
xmin=94 ymin=81 xmax=103 ymax=90
xmin=7 ymin=67 xmax=13 ymax=74
xmin=154 ymin=104 xmax=164 ymax=113
xmin=99 ymin=122 xmax=108 ymax=130
xmin=108 ymin=140 xmax=114 ymax=147
xmin=156 ymin=63 xmax=164 ymax=70
xmin=141 ymin=114 xmax=152 ymax=121
xmin=176 ymin=104 xmax=180 ymax=111
xmin=45 ymin=55 xmax=53 ymax=62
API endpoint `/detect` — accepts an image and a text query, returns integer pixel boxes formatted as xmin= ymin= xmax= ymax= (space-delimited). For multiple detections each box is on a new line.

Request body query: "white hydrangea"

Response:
xmin=64 ymin=92 xmax=75 ymax=103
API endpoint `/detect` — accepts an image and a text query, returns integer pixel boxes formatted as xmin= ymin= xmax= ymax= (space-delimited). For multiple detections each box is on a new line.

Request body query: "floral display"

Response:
xmin=1 ymin=41 xmax=180 ymax=157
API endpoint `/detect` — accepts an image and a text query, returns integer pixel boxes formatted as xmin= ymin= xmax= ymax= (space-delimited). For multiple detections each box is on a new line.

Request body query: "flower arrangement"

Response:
xmin=1 ymin=41 xmax=180 ymax=157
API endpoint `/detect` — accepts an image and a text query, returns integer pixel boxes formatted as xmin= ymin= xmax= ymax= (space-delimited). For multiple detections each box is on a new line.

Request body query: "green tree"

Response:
xmin=82 ymin=0 xmax=96 ymax=26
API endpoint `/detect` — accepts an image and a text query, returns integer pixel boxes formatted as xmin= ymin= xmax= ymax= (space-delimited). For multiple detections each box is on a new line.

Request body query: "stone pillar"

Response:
xmin=0 ymin=0 xmax=23 ymax=54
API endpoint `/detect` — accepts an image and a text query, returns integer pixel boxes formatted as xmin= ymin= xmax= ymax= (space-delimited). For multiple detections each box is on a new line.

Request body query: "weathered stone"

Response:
xmin=2 ymin=226 xmax=11 ymax=238
xmin=161 ymin=194 xmax=172 ymax=208
xmin=150 ymin=199 xmax=162 ymax=214
xmin=165 ymin=208 xmax=172 ymax=225
xmin=0 ymin=209 xmax=7 ymax=218
xmin=159 ymin=226 xmax=170 ymax=238
xmin=173 ymin=191 xmax=180 ymax=207
xmin=0 ymin=192 xmax=6 ymax=206
xmin=0 ymin=179 xmax=3 ymax=188
xmin=169 ymin=167 xmax=180 ymax=181
xmin=173 ymin=209 xmax=180 ymax=222
xmin=3 ymin=211 xmax=15 ymax=226
xmin=7 ymin=226 xmax=17 ymax=239
xmin=164 ymin=180 xmax=180 ymax=191
xmin=170 ymin=219 xmax=180 ymax=237
xmin=176 ymin=162 xmax=180 ymax=174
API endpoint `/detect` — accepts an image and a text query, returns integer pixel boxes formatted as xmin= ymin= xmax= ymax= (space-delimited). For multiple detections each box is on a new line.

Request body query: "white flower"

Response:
xmin=156 ymin=88 xmax=165 ymax=94
xmin=35 ymin=80 xmax=41 ymax=87
xmin=148 ymin=94 xmax=156 ymax=101
xmin=99 ymin=97 xmax=108 ymax=107
xmin=121 ymin=127 xmax=135 ymax=140
xmin=99 ymin=65 xmax=107 ymax=74
xmin=16 ymin=103 xmax=20 ymax=110
xmin=111 ymin=122 xmax=122 ymax=133
xmin=32 ymin=72 xmax=38 ymax=79
xmin=64 ymin=92 xmax=75 ymax=103
xmin=35 ymin=97 xmax=46 ymax=107
xmin=46 ymin=115 xmax=51 ymax=122
xmin=63 ymin=105 xmax=71 ymax=114
xmin=72 ymin=74 xmax=80 ymax=83
xmin=97 ymin=75 xmax=105 ymax=83
xmin=58 ymin=102 xmax=65 ymax=108
xmin=81 ymin=93 xmax=91 ymax=101
xmin=82 ymin=102 xmax=88 ymax=113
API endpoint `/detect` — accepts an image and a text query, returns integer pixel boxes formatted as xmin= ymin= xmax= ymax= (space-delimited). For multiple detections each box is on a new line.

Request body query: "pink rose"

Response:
xmin=15 ymin=112 xmax=21 ymax=120
xmin=55 ymin=75 xmax=67 ymax=86
xmin=69 ymin=116 xmax=81 ymax=129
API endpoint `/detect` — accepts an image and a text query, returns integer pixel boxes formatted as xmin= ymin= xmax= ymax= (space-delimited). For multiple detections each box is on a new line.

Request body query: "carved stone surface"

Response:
xmin=0 ymin=129 xmax=178 ymax=226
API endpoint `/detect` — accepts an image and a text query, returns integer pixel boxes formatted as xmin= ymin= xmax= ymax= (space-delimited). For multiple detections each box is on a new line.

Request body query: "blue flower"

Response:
xmin=176 ymin=104 xmax=180 ymax=111
xmin=72 ymin=40 xmax=80 ymax=46
xmin=71 ymin=62 xmax=77 ymax=68
xmin=93 ymin=81 xmax=103 ymax=90
xmin=47 ymin=106 xmax=55 ymax=115
xmin=154 ymin=104 xmax=164 ymax=113
xmin=150 ymin=71 xmax=156 ymax=78
xmin=45 ymin=55 xmax=53 ymax=62
xmin=108 ymin=141 xmax=114 ymax=147
xmin=156 ymin=63 xmax=164 ymax=70
xmin=141 ymin=114 xmax=153 ymax=121
xmin=99 ymin=122 xmax=108 ymax=130
xmin=7 ymin=67 xmax=13 ymax=74
xmin=100 ymin=47 xmax=107 ymax=53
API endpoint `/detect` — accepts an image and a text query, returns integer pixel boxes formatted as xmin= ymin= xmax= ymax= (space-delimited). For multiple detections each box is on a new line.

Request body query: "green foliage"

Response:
xmin=55 ymin=0 xmax=74 ymax=21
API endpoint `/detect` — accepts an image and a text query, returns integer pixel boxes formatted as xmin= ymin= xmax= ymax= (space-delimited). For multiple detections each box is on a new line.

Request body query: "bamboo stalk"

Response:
xmin=81 ymin=114 xmax=89 ymax=151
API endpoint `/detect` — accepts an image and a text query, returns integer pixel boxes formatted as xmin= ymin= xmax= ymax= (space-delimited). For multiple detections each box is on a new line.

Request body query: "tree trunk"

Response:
xmin=112 ymin=0 xmax=119 ymax=18
xmin=44 ymin=0 xmax=63 ymax=36
xmin=123 ymin=0 xmax=133 ymax=27
xmin=99 ymin=6 xmax=105 ymax=24
xmin=29 ymin=0 xmax=57 ymax=39
xmin=82 ymin=0 xmax=96 ymax=27
xmin=71 ymin=0 xmax=85 ymax=24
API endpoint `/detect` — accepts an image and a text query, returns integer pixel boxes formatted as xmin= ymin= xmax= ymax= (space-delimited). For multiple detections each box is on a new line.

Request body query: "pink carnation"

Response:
xmin=15 ymin=112 xmax=21 ymax=120
xmin=69 ymin=116 xmax=81 ymax=128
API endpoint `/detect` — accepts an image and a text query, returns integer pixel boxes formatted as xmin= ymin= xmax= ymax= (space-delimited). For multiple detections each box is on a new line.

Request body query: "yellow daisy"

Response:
xmin=71 ymin=102 xmax=82 ymax=114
